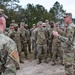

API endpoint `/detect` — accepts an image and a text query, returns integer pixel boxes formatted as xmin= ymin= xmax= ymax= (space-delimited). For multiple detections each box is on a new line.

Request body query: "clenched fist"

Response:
xmin=53 ymin=31 xmax=58 ymax=37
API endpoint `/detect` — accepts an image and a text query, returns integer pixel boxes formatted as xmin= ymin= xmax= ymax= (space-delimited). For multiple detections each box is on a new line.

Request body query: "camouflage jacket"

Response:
xmin=51 ymin=29 xmax=63 ymax=45
xmin=0 ymin=34 xmax=19 ymax=75
xmin=58 ymin=22 xmax=75 ymax=50
xmin=34 ymin=27 xmax=48 ymax=45
xmin=19 ymin=28 xmax=28 ymax=43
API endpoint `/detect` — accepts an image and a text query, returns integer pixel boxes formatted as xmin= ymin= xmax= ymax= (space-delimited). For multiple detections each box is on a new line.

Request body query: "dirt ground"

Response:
xmin=16 ymin=52 xmax=66 ymax=75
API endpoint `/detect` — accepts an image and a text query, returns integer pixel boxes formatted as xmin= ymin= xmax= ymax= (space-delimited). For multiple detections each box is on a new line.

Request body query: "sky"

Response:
xmin=19 ymin=0 xmax=75 ymax=18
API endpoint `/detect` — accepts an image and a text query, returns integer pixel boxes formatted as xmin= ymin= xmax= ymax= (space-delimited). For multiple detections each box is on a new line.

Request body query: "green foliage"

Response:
xmin=0 ymin=1 xmax=65 ymax=28
xmin=49 ymin=1 xmax=65 ymax=22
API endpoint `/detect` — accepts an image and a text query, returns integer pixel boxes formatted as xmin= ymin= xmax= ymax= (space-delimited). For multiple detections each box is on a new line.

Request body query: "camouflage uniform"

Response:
xmin=8 ymin=24 xmax=21 ymax=69
xmin=34 ymin=21 xmax=48 ymax=63
xmin=58 ymin=22 xmax=75 ymax=75
xmin=32 ymin=28 xmax=38 ymax=59
xmin=55 ymin=12 xmax=75 ymax=75
xmin=51 ymin=27 xmax=63 ymax=65
xmin=19 ymin=22 xmax=28 ymax=59
xmin=48 ymin=22 xmax=55 ymax=59
xmin=30 ymin=24 xmax=36 ymax=51
xmin=0 ymin=31 xmax=19 ymax=75
xmin=0 ymin=9 xmax=19 ymax=75
xmin=27 ymin=29 xmax=31 ymax=53
xmin=45 ymin=20 xmax=51 ymax=58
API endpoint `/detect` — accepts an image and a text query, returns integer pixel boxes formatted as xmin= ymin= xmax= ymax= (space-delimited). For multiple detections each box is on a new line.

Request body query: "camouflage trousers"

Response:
xmin=47 ymin=40 xmax=52 ymax=58
xmin=32 ymin=40 xmax=35 ymax=50
xmin=15 ymin=42 xmax=21 ymax=69
xmin=37 ymin=44 xmax=47 ymax=60
xmin=27 ymin=39 xmax=31 ymax=53
xmin=34 ymin=41 xmax=37 ymax=59
xmin=52 ymin=43 xmax=63 ymax=61
xmin=21 ymin=43 xmax=28 ymax=58
xmin=63 ymin=50 xmax=75 ymax=75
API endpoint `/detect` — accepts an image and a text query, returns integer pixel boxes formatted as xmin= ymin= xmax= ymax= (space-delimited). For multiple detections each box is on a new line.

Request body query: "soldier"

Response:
xmin=45 ymin=19 xmax=50 ymax=31
xmin=48 ymin=21 xmax=55 ymax=59
xmin=45 ymin=20 xmax=51 ymax=58
xmin=25 ymin=24 xmax=31 ymax=53
xmin=53 ymin=13 xmax=75 ymax=75
xmin=13 ymin=24 xmax=24 ymax=63
xmin=8 ymin=23 xmax=23 ymax=70
xmin=19 ymin=22 xmax=28 ymax=59
xmin=51 ymin=22 xmax=64 ymax=65
xmin=34 ymin=21 xmax=48 ymax=64
xmin=10 ymin=20 xmax=16 ymax=25
xmin=30 ymin=24 xmax=36 ymax=51
xmin=32 ymin=25 xmax=38 ymax=59
xmin=0 ymin=8 xmax=19 ymax=75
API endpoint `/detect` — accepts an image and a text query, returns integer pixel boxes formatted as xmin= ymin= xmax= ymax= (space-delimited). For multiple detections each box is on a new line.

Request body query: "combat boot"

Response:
xmin=44 ymin=59 xmax=48 ymax=64
xmin=16 ymin=66 xmax=20 ymax=70
xmin=61 ymin=60 xmax=64 ymax=65
xmin=20 ymin=60 xmax=24 ymax=63
xmin=37 ymin=59 xmax=41 ymax=64
xmin=51 ymin=60 xmax=56 ymax=66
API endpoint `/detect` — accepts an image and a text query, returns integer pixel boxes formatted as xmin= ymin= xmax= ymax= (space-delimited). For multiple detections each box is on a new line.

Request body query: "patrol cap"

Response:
xmin=50 ymin=20 xmax=54 ymax=24
xmin=33 ymin=24 xmax=35 ymax=26
xmin=25 ymin=24 xmax=28 ymax=27
xmin=38 ymin=21 xmax=43 ymax=25
xmin=43 ymin=23 xmax=46 ymax=27
xmin=14 ymin=24 xmax=18 ymax=27
xmin=10 ymin=23 xmax=15 ymax=26
xmin=20 ymin=22 xmax=25 ymax=26
xmin=63 ymin=13 xmax=72 ymax=18
xmin=11 ymin=20 xmax=15 ymax=23
xmin=56 ymin=21 xmax=60 ymax=25
xmin=55 ymin=22 xmax=60 ymax=27
xmin=45 ymin=19 xmax=49 ymax=22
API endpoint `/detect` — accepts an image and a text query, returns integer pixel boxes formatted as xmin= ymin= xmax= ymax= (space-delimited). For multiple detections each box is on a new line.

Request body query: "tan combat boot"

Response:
xmin=61 ymin=60 xmax=64 ymax=65
xmin=51 ymin=60 xmax=56 ymax=66
xmin=37 ymin=59 xmax=41 ymax=64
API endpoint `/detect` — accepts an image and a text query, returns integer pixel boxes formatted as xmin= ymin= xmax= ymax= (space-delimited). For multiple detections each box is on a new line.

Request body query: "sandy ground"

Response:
xmin=16 ymin=58 xmax=66 ymax=75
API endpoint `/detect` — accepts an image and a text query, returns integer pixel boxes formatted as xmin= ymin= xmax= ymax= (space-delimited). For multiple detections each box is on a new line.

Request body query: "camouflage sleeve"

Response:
xmin=45 ymin=29 xmax=49 ymax=40
xmin=57 ymin=29 xmax=65 ymax=36
xmin=34 ymin=29 xmax=37 ymax=41
xmin=58 ymin=27 xmax=74 ymax=46
xmin=8 ymin=30 xmax=15 ymax=38
xmin=25 ymin=29 xmax=29 ymax=39
xmin=50 ymin=31 xmax=54 ymax=41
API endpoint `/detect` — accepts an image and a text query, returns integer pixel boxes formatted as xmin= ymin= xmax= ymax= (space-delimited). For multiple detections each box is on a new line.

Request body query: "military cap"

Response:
xmin=55 ymin=22 xmax=60 ymax=27
xmin=55 ymin=21 xmax=60 ymax=25
xmin=38 ymin=21 xmax=43 ymax=25
xmin=50 ymin=20 xmax=54 ymax=24
xmin=33 ymin=24 xmax=35 ymax=26
xmin=11 ymin=20 xmax=15 ymax=23
xmin=20 ymin=22 xmax=25 ymax=26
xmin=45 ymin=19 xmax=49 ymax=23
xmin=14 ymin=24 xmax=18 ymax=27
xmin=25 ymin=24 xmax=28 ymax=26
xmin=10 ymin=23 xmax=14 ymax=26
xmin=43 ymin=23 xmax=46 ymax=27
xmin=63 ymin=13 xmax=72 ymax=18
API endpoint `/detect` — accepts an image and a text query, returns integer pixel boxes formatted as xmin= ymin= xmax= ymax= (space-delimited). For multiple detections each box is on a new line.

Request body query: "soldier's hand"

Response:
xmin=53 ymin=31 xmax=58 ymax=37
